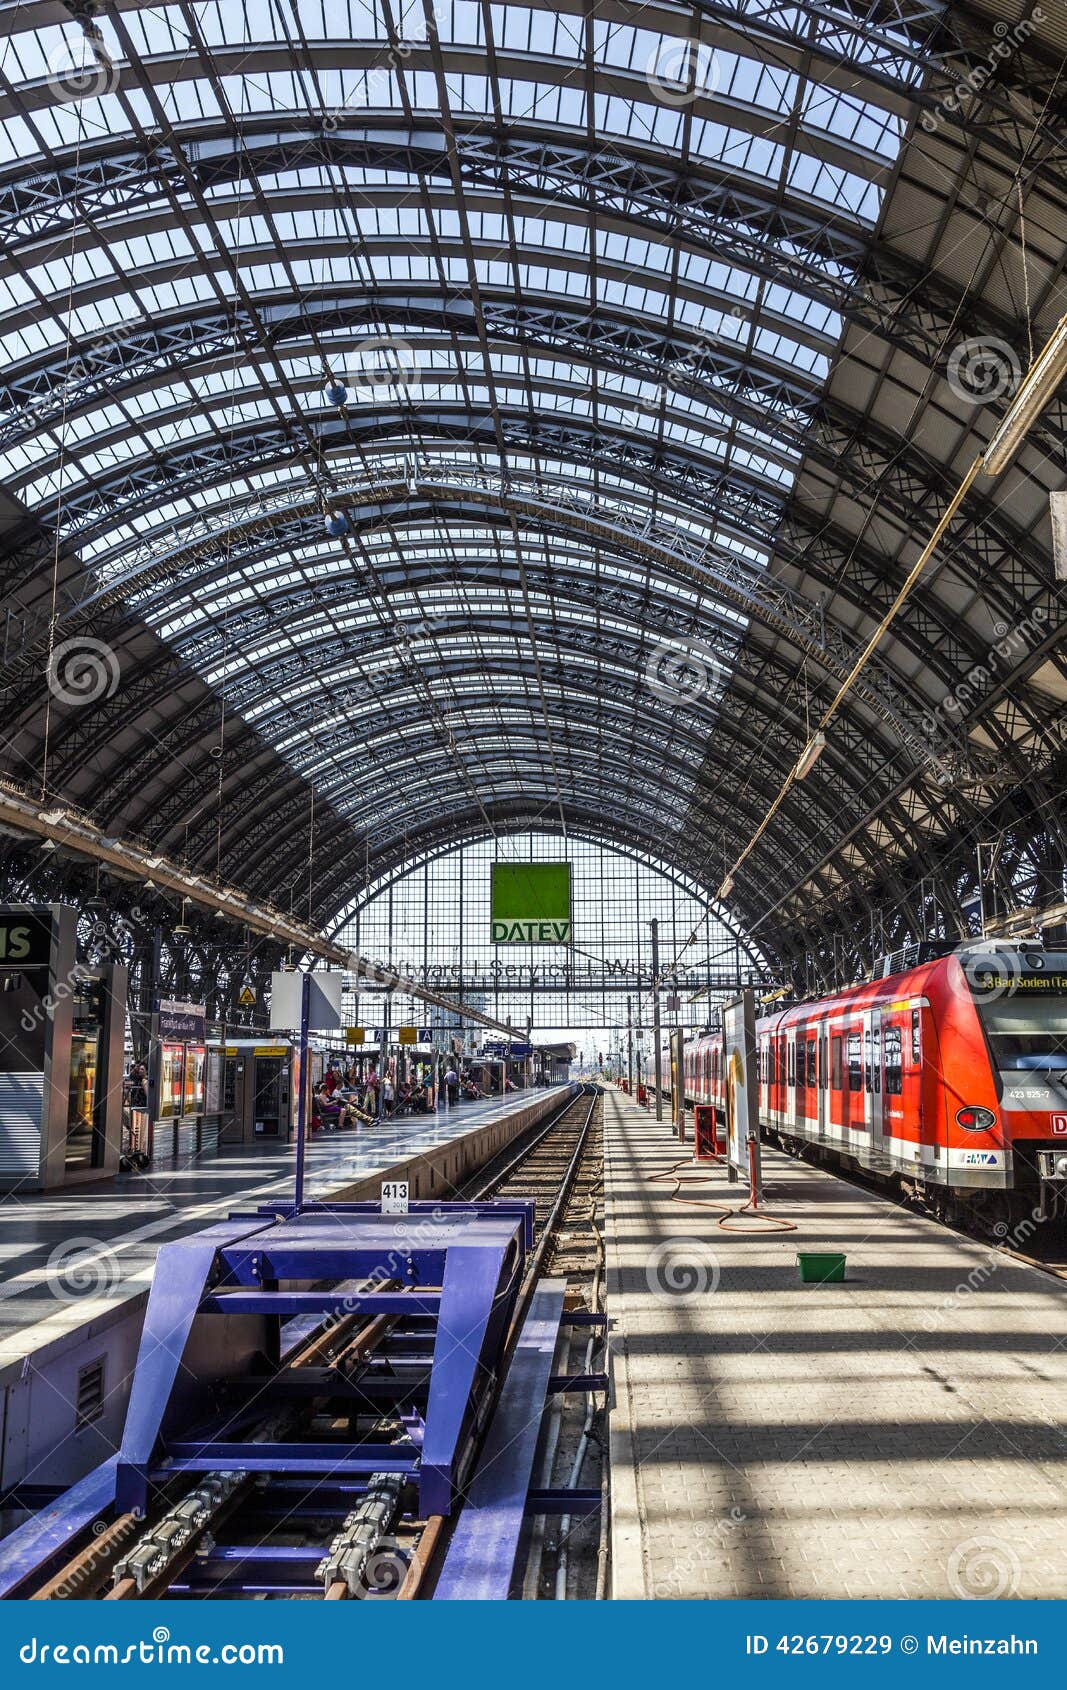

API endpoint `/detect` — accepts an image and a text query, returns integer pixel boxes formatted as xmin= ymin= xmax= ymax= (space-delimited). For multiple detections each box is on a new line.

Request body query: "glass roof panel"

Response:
xmin=0 ymin=0 xmax=912 ymax=862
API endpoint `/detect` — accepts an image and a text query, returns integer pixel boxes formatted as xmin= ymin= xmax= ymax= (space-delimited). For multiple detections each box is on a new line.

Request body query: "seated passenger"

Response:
xmin=314 ymin=1083 xmax=343 ymax=1130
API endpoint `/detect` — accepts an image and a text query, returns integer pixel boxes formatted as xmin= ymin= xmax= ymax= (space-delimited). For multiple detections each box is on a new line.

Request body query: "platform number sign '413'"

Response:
xmin=490 ymin=861 xmax=572 ymax=944
xmin=381 ymin=1181 xmax=409 ymax=1215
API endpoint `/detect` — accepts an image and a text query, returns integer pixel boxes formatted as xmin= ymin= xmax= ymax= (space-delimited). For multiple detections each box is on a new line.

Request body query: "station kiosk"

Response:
xmin=207 ymin=1038 xmax=311 ymax=1145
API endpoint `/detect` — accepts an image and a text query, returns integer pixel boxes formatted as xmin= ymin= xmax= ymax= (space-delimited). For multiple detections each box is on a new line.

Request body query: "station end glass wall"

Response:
xmin=332 ymin=833 xmax=766 ymax=1064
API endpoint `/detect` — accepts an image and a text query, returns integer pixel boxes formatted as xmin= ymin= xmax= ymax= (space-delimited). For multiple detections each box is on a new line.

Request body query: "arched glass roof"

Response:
xmin=0 ymin=0 xmax=1063 ymax=984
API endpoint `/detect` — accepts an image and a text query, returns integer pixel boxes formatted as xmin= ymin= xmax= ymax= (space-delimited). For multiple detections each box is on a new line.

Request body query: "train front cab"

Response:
xmin=941 ymin=945 xmax=1067 ymax=1219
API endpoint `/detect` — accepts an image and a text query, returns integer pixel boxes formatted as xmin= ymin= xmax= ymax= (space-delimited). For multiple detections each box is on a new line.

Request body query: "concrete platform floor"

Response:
xmin=0 ymin=1088 xmax=566 ymax=1354
xmin=603 ymin=1086 xmax=1067 ymax=1600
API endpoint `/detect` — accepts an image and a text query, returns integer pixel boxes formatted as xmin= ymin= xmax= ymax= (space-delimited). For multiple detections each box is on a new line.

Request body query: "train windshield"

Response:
xmin=976 ymin=997 xmax=1067 ymax=1075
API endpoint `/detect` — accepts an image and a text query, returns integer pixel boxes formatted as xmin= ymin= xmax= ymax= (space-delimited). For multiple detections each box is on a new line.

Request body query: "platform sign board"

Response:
xmin=723 ymin=990 xmax=760 ymax=1197
xmin=157 ymin=999 xmax=207 ymax=1043
xmin=490 ymin=861 xmax=572 ymax=944
xmin=0 ymin=907 xmax=53 ymax=969
xmin=397 ymin=1026 xmax=432 ymax=1045
xmin=270 ymin=970 xmax=342 ymax=1032
xmin=345 ymin=1026 xmax=366 ymax=1045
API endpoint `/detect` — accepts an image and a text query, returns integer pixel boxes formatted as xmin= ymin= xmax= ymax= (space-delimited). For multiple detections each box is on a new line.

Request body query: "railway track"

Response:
xmin=25 ymin=1087 xmax=604 ymax=1603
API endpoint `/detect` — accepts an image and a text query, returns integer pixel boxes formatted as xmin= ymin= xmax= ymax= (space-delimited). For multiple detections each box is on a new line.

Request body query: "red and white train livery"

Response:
xmin=675 ymin=943 xmax=1067 ymax=1223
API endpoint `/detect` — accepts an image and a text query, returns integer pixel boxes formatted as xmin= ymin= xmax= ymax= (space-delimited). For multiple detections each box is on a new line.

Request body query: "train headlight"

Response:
xmin=956 ymin=1105 xmax=997 ymax=1132
xmin=1055 ymin=1156 xmax=1067 ymax=1180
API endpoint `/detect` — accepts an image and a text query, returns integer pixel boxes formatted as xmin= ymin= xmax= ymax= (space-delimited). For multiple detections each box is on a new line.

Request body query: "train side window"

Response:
xmin=805 ymin=1038 xmax=817 ymax=1089
xmin=787 ymin=1042 xmax=795 ymax=1087
xmin=872 ymin=1026 xmax=881 ymax=1094
xmin=847 ymin=1033 xmax=862 ymax=1091
xmin=884 ymin=1026 xmax=903 ymax=1095
xmin=911 ymin=1009 xmax=921 ymax=1068
xmin=831 ymin=1035 xmax=843 ymax=1091
xmin=863 ymin=1027 xmax=872 ymax=1093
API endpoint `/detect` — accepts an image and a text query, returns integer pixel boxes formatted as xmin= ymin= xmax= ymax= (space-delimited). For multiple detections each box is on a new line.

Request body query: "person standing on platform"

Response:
xmin=363 ymin=1065 xmax=379 ymax=1116
xmin=445 ymin=1062 xmax=459 ymax=1105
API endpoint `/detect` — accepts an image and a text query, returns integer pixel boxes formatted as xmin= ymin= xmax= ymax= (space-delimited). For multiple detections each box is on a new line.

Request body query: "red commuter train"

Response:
xmin=671 ymin=942 xmax=1067 ymax=1228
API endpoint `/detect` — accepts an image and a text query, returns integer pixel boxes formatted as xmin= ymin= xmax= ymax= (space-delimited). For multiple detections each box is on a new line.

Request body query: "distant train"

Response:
xmin=665 ymin=943 xmax=1067 ymax=1227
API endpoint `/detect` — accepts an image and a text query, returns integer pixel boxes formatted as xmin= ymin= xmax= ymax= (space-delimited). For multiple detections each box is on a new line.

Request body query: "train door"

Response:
xmin=786 ymin=1030 xmax=797 ymax=1129
xmin=817 ymin=1021 xmax=830 ymax=1142
xmin=863 ymin=1008 xmax=888 ymax=1166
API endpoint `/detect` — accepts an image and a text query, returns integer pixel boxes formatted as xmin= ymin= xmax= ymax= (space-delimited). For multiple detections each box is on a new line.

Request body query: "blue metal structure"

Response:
xmin=114 ymin=1200 xmax=533 ymax=1521
xmin=433 ymin=1294 xmax=607 ymax=1601
xmin=433 ymin=1282 xmax=567 ymax=1601
xmin=0 ymin=1198 xmax=540 ymax=1598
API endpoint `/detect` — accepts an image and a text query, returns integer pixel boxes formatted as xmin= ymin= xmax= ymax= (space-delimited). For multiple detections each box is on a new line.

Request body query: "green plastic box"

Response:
xmin=796 ymin=1251 xmax=846 ymax=1284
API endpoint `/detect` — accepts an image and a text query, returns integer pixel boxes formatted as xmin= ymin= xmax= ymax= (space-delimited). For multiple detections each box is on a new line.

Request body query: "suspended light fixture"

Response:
xmin=794 ymin=731 xmax=827 ymax=781
xmin=718 ymin=873 xmax=735 ymax=899
xmin=983 ymin=312 xmax=1067 ymax=477
xmin=324 ymin=381 xmax=348 ymax=406
xmin=324 ymin=511 xmax=349 ymax=537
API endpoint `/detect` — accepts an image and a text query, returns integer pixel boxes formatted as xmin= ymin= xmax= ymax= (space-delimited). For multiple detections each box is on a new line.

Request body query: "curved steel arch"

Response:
xmin=10 ymin=419 xmax=1041 ymax=926
xmin=0 ymin=120 xmax=1047 ymax=432
xmin=169 ymin=653 xmax=928 ymax=917
xmin=53 ymin=451 xmax=943 ymax=757
xmin=49 ymin=381 xmax=1056 ymax=665
xmin=0 ymin=0 xmax=1061 ymax=982
xmin=16 ymin=282 xmax=1048 ymax=774
xmin=63 ymin=610 xmax=934 ymax=920
xmin=28 ymin=447 xmax=1030 ymax=894
xmin=11 ymin=280 xmax=1059 ymax=724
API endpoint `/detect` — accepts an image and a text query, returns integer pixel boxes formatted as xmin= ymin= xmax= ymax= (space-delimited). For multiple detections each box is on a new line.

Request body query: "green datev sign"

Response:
xmin=491 ymin=862 xmax=572 ymax=944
